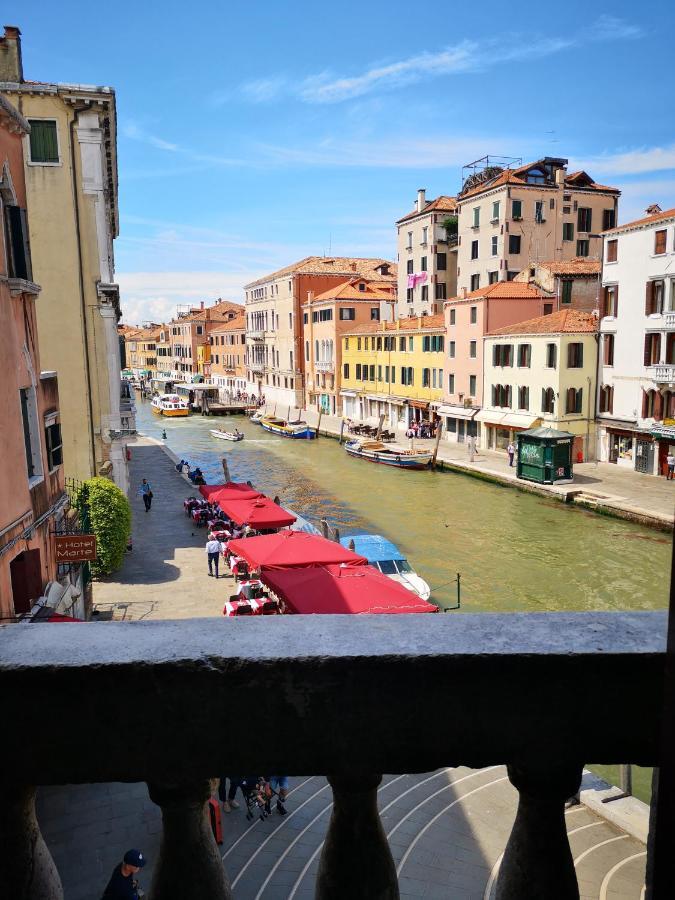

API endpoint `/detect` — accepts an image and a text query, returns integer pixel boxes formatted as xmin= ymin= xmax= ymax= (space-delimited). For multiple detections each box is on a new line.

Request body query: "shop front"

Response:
xmin=438 ymin=405 xmax=479 ymax=445
xmin=651 ymin=423 xmax=675 ymax=477
xmin=476 ymin=411 xmax=542 ymax=453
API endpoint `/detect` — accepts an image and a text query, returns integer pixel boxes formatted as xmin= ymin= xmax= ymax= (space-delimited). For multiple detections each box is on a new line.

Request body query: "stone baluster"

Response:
xmin=496 ymin=762 xmax=583 ymax=900
xmin=147 ymin=779 xmax=232 ymax=900
xmin=315 ymin=774 xmax=399 ymax=900
xmin=0 ymin=783 xmax=63 ymax=899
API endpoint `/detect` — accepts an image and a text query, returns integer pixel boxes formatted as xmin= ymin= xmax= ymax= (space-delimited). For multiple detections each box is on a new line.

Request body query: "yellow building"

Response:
xmin=481 ymin=309 xmax=598 ymax=460
xmin=197 ymin=343 xmax=211 ymax=378
xmin=125 ymin=326 xmax=161 ymax=380
xmin=340 ymin=315 xmax=445 ymax=432
xmin=1 ymin=27 xmax=129 ymax=490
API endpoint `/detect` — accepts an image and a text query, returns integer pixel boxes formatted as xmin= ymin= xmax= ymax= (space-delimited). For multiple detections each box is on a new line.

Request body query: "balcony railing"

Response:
xmin=315 ymin=360 xmax=335 ymax=372
xmin=650 ymin=365 xmax=675 ymax=383
xmin=0 ymin=611 xmax=667 ymax=899
xmin=248 ymin=330 xmax=265 ymax=341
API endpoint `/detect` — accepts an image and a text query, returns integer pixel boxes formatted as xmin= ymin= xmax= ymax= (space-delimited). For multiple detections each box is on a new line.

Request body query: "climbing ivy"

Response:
xmin=81 ymin=477 xmax=131 ymax=576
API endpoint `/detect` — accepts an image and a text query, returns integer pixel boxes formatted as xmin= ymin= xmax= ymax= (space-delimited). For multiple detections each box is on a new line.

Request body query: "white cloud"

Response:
xmin=117 ymin=271 xmax=249 ymax=325
xmin=570 ymin=144 xmax=675 ymax=176
xmin=121 ymin=122 xmax=179 ymax=152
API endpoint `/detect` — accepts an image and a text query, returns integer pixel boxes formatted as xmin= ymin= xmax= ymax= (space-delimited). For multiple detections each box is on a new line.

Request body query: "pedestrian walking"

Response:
xmin=206 ymin=536 xmax=224 ymax=577
xmin=266 ymin=775 xmax=289 ymax=815
xmin=219 ymin=775 xmax=242 ymax=813
xmin=667 ymin=453 xmax=675 ymax=480
xmin=138 ymin=479 xmax=153 ymax=512
xmin=101 ymin=848 xmax=146 ymax=899
xmin=507 ymin=442 xmax=515 ymax=467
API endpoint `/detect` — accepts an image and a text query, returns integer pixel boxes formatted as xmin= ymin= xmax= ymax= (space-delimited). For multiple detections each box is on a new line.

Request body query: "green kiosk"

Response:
xmin=516 ymin=426 xmax=575 ymax=484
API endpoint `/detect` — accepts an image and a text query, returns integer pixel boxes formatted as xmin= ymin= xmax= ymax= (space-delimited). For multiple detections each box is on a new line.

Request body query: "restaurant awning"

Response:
xmin=226 ymin=531 xmax=367 ymax=570
xmin=501 ymin=413 xmax=542 ymax=429
xmin=199 ymin=482 xmax=262 ymax=502
xmin=261 ymin=564 xmax=437 ymax=615
xmin=408 ymin=400 xmax=429 ymax=410
xmin=475 ymin=410 xmax=505 ymax=424
xmin=437 ymin=404 xmax=478 ymax=420
xmin=217 ymin=497 xmax=296 ymax=530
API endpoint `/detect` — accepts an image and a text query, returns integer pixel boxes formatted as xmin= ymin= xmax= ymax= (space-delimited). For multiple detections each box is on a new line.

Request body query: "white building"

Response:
xmin=597 ymin=206 xmax=675 ymax=476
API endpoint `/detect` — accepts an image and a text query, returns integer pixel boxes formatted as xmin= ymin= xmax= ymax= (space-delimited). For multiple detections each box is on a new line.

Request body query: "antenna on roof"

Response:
xmin=328 ymin=232 xmax=332 ymax=256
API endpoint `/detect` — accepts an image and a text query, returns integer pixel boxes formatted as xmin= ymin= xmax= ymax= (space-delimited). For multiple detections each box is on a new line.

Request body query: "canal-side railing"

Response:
xmin=0 ymin=611 xmax=667 ymax=899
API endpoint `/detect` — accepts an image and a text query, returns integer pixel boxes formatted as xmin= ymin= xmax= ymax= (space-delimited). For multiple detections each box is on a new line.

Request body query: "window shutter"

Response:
xmin=642 ymin=390 xmax=649 ymax=418
xmin=567 ymin=343 xmax=573 ymax=367
xmin=644 ymin=336 xmax=651 ymax=367
xmin=609 ymin=387 xmax=614 ymax=414
xmin=646 ymin=281 xmax=654 ymax=315
xmin=654 ymin=391 xmax=664 ymax=420
xmin=655 ymin=333 xmax=662 ymax=362
xmin=541 ymin=387 xmax=546 ymax=412
xmin=614 ymin=285 xmax=618 ymax=318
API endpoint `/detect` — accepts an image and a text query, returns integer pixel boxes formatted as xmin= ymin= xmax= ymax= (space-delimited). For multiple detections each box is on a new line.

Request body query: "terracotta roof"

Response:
xmin=448 ymin=281 xmax=546 ymax=304
xmin=173 ymin=300 xmax=243 ymax=323
xmin=603 ymin=207 xmax=675 ymax=236
xmin=245 ymin=257 xmax=396 ymax=289
xmin=488 ymin=309 xmax=598 ymax=337
xmin=307 ymin=278 xmax=396 ymax=304
xmin=396 ymin=195 xmax=458 ymax=224
xmin=459 ymin=160 xmax=619 ymax=200
xmin=207 ymin=312 xmax=246 ymax=334
xmin=344 ymin=313 xmax=445 ymax=336
xmin=536 ymin=258 xmax=601 ymax=276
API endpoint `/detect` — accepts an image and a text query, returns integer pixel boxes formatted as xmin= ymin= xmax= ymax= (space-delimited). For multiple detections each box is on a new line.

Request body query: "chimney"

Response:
xmin=200 ymin=301 xmax=205 ymax=310
xmin=350 ymin=262 xmax=357 ymax=271
xmin=0 ymin=26 xmax=22 ymax=82
xmin=417 ymin=188 xmax=426 ymax=213
xmin=646 ymin=203 xmax=662 ymax=216
xmin=555 ymin=165 xmax=567 ymax=187
xmin=462 ymin=287 xmax=467 ymax=299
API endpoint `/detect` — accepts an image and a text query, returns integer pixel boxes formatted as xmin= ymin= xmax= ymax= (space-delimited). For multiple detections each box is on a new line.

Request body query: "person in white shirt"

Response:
xmin=205 ymin=538 xmax=224 ymax=578
xmin=667 ymin=453 xmax=675 ymax=481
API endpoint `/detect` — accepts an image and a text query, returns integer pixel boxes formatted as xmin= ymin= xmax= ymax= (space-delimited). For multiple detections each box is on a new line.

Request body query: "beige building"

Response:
xmin=513 ymin=258 xmax=601 ymax=311
xmin=396 ymin=190 xmax=457 ymax=317
xmin=456 ymin=156 xmax=619 ymax=293
xmin=1 ymin=26 xmax=129 ymax=490
xmin=244 ymin=256 xmax=396 ymax=408
xmin=169 ymin=299 xmax=243 ymax=382
xmin=209 ymin=311 xmax=247 ymax=396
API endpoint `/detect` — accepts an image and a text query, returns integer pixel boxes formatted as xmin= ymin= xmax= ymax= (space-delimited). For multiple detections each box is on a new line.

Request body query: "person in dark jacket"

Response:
xmin=101 ymin=848 xmax=146 ymax=899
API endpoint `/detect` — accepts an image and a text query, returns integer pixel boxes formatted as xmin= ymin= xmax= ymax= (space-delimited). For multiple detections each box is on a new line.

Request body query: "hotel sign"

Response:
xmin=54 ymin=534 xmax=97 ymax=562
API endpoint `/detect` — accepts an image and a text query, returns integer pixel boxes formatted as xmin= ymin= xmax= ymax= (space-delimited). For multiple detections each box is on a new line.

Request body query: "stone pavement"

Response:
xmin=92 ymin=437 xmax=234 ymax=619
xmin=37 ymin=769 xmax=647 ymax=899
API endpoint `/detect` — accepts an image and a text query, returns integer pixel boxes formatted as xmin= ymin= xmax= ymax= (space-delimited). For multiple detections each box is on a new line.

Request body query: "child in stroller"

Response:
xmin=241 ymin=776 xmax=287 ymax=820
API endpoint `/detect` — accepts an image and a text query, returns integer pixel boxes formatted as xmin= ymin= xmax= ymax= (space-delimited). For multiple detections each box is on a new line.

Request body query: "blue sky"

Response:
xmin=8 ymin=0 xmax=675 ymax=324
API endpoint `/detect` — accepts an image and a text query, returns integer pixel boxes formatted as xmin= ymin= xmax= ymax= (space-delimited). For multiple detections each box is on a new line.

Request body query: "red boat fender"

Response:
xmin=207 ymin=796 xmax=223 ymax=844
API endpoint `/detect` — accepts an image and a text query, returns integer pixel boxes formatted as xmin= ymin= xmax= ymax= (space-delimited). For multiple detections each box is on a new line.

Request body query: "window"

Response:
xmin=488 ymin=271 xmax=499 ymax=284
xmin=27 ymin=119 xmax=59 ymax=163
xmin=655 ymin=230 xmax=667 ymax=255
xmin=469 ymin=374 xmax=477 ymax=396
xmin=470 ymin=306 xmax=477 ymax=324
xmin=4 ymin=205 xmax=33 ymax=281
xmin=422 ymin=336 xmax=430 ymax=352
xmin=470 ymin=274 xmax=480 ymax=291
xmin=517 ymin=344 xmax=531 ymax=367
xmin=561 ymin=280 xmax=573 ymax=305
xmin=340 ymin=307 xmax=355 ymax=320
xmin=370 ymin=365 xmax=376 ymax=381
xmin=421 ymin=226 xmax=428 ymax=245
xmin=399 ymin=336 xmax=406 ymax=351
xmin=565 ymin=388 xmax=583 ymax=414
xmin=420 ymin=256 xmax=427 ymax=272
xmin=45 ymin=420 xmax=63 ymax=469
xmin=469 ymin=340 xmax=477 ymax=359
xmin=646 ymin=280 xmax=665 ymax=315
xmin=423 ymin=368 xmax=431 ymax=387
xmin=435 ymin=283 xmax=447 ymax=300
xmin=289 ymin=312 xmax=293 ymax=328
xmin=491 ymin=235 xmax=498 ymax=256
xmin=606 ymin=239 xmax=618 ymax=262
xmin=535 ymin=200 xmax=544 ymax=224
xmin=407 ymin=259 xmax=414 ymax=274
xmin=603 ymin=334 xmax=615 ymax=366
xmin=473 ymin=207 xmax=480 ymax=227
xmin=541 ymin=387 xmax=555 ymax=414
xmin=20 ymin=387 xmax=42 ymax=480
xmin=195 ymin=325 xmax=203 ymax=335
xmin=357 ymin=337 xmax=362 ymax=350
xmin=509 ymin=235 xmax=521 ymax=254
xmin=567 ymin=342 xmax=584 ymax=368
xmin=449 ymin=309 xmax=456 ymax=325
xmin=493 ymin=344 xmax=513 ymax=367
xmin=370 ymin=308 xmax=380 ymax=321
xmin=355 ymin=364 xmax=362 ymax=380
xmin=512 ymin=199 xmax=522 ymax=219
xmin=544 ymin=302 xmax=553 ymax=315
xmin=408 ymin=336 xmax=414 ymax=352
xmin=602 ymin=285 xmax=618 ymax=318
xmin=303 ymin=313 xmax=308 ymax=325
xmin=378 ymin=365 xmax=382 ymax=381
xmin=562 ymin=222 xmax=574 ymax=242
xmin=603 ymin=209 xmax=616 ymax=231
xmin=576 ymin=239 xmax=589 ymax=257
xmin=491 ymin=201 xmax=500 ymax=221
xmin=644 ymin=333 xmax=661 ymax=366
xmin=406 ymin=288 xmax=413 ymax=302
xmin=471 ymin=240 xmax=479 ymax=260
xmin=305 ymin=341 xmax=309 ymax=361
xmin=577 ymin=207 xmax=592 ymax=233
xmin=599 ymin=384 xmax=614 ymax=414
xmin=407 ymin=231 xmax=413 ymax=249
xmin=436 ymin=252 xmax=447 ymax=270
xmin=421 ymin=285 xmax=428 ymax=302
xmin=518 ymin=386 xmax=529 ymax=410
xmin=449 ymin=340 xmax=456 ymax=358
xmin=448 ymin=373 xmax=455 ymax=393
xmin=492 ymin=384 xmax=512 ymax=407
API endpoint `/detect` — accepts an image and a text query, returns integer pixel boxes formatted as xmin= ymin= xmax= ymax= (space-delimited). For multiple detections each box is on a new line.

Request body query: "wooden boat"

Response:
xmin=260 ymin=416 xmax=316 ymax=439
xmin=151 ymin=394 xmax=190 ymax=417
xmin=344 ymin=438 xmax=432 ymax=469
xmin=210 ymin=429 xmax=244 ymax=442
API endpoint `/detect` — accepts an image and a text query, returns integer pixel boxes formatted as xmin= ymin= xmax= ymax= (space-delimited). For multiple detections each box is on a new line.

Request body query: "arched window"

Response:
xmin=542 ymin=387 xmax=555 ymax=414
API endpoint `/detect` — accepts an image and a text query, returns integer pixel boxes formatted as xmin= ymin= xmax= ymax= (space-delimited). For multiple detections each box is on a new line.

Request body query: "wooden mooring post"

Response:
xmin=221 ymin=457 xmax=230 ymax=482
xmin=339 ymin=419 xmax=345 ymax=445
xmin=376 ymin=413 xmax=385 ymax=441
xmin=431 ymin=421 xmax=444 ymax=470
xmin=316 ymin=410 xmax=323 ymax=437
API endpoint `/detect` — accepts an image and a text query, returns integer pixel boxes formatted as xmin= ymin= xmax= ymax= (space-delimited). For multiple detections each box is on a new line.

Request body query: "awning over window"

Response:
xmin=437 ymin=405 xmax=478 ymax=420
xmin=475 ymin=409 xmax=505 ymax=424
xmin=501 ymin=413 xmax=542 ymax=429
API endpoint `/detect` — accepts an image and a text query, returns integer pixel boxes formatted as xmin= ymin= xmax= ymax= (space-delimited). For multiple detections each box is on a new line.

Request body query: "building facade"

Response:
xmin=441 ymin=282 xmax=550 ymax=445
xmin=1 ymin=26 xmax=129 ymax=491
xmin=456 ymin=157 xmax=619 ymax=293
xmin=513 ymin=258 xmax=601 ymax=312
xmin=396 ymin=190 xmax=457 ymax=317
xmin=209 ymin=312 xmax=247 ymax=397
xmin=340 ymin=315 xmax=445 ymax=430
xmin=481 ymin=310 xmax=598 ymax=458
xmin=169 ymin=299 xmax=242 ymax=382
xmin=244 ymin=256 xmax=396 ymax=408
xmin=0 ymin=93 xmax=67 ymax=620
xmin=597 ymin=206 xmax=675 ymax=476
xmin=124 ymin=326 xmax=160 ymax=380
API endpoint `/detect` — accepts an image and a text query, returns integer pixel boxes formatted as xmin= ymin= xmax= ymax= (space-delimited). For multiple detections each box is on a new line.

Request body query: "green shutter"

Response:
xmin=29 ymin=120 xmax=59 ymax=163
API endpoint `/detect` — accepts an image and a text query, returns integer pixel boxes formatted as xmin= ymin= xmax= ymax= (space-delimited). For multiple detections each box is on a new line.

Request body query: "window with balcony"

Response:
xmin=562 ymin=222 xmax=574 ymax=242
xmin=603 ymin=334 xmax=615 ymax=366
xmin=541 ymin=387 xmax=555 ymax=413
xmin=509 ymin=235 xmax=521 ymax=254
xmin=606 ymin=239 xmax=618 ymax=262
xmin=577 ymin=207 xmax=592 ymax=233
xmin=565 ymin=387 xmax=583 ymax=414
xmin=576 ymin=239 xmax=590 ymax=257
xmin=644 ymin=333 xmax=661 ymax=366
xmin=655 ymin=229 xmax=667 ymax=255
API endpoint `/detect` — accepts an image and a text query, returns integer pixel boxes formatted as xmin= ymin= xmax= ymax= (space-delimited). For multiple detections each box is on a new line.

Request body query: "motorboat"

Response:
xmin=151 ymin=394 xmax=190 ymax=417
xmin=340 ymin=534 xmax=432 ymax=601
xmin=250 ymin=409 xmax=266 ymax=424
xmin=260 ymin=416 xmax=316 ymax=439
xmin=344 ymin=438 xmax=432 ymax=469
xmin=210 ymin=429 xmax=244 ymax=442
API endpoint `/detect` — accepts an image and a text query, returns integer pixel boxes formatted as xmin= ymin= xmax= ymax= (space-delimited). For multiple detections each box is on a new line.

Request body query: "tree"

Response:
xmin=441 ymin=215 xmax=458 ymax=242
xmin=80 ymin=477 xmax=131 ymax=576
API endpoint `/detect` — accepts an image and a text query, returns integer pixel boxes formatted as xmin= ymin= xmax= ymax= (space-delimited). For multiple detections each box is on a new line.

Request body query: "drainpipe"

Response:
xmin=586 ymin=373 xmax=592 ymax=462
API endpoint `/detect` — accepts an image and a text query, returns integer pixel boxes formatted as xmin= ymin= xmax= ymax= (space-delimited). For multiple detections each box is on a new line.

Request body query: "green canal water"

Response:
xmin=136 ymin=397 xmax=670 ymax=802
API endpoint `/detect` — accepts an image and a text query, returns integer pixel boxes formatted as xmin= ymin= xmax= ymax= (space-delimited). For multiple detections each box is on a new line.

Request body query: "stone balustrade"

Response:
xmin=0 ymin=611 xmax=667 ymax=899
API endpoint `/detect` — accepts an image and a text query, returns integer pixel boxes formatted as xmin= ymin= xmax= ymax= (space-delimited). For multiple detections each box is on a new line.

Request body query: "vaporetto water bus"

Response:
xmin=150 ymin=394 xmax=190 ymax=417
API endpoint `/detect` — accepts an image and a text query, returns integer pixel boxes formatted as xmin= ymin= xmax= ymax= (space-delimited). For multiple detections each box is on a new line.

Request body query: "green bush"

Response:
xmin=83 ymin=477 xmax=131 ymax=576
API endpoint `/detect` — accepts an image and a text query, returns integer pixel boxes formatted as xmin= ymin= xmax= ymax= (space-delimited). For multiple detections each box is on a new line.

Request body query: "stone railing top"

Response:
xmin=0 ymin=612 xmax=666 ymax=784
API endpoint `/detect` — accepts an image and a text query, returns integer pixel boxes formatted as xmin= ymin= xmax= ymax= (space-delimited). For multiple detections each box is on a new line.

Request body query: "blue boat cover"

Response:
xmin=339 ymin=534 xmax=404 ymax=562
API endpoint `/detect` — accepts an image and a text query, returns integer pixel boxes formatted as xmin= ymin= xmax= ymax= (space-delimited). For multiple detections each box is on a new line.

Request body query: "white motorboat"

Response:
xmin=210 ymin=429 xmax=244 ymax=442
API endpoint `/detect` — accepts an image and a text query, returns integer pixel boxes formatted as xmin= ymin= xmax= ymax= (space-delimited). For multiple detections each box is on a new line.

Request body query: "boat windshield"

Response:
xmin=395 ymin=560 xmax=413 ymax=574
xmin=378 ymin=559 xmax=398 ymax=575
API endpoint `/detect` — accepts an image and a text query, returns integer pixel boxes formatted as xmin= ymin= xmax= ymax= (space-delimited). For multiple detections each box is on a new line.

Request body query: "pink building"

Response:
xmin=441 ymin=282 xmax=549 ymax=445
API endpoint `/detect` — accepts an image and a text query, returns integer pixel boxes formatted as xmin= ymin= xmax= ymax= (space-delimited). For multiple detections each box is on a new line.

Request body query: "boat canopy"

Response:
xmin=217 ymin=497 xmax=296 ymax=530
xmin=226 ymin=531 xmax=366 ymax=570
xmin=199 ymin=483 xmax=262 ymax=502
xmin=339 ymin=534 xmax=405 ymax=562
xmin=260 ymin=563 xmax=437 ymax=615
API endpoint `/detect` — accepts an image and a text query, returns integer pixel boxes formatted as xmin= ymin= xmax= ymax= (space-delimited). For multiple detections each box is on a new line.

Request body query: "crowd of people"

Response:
xmin=405 ymin=419 xmax=437 ymax=439
xmin=175 ymin=459 xmax=206 ymax=485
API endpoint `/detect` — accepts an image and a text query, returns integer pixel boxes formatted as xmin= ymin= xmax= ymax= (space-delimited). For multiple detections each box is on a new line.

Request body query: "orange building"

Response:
xmin=208 ymin=312 xmax=247 ymax=396
xmin=169 ymin=299 xmax=243 ymax=381
xmin=0 ymin=96 xmax=67 ymax=619
xmin=301 ymin=278 xmax=396 ymax=414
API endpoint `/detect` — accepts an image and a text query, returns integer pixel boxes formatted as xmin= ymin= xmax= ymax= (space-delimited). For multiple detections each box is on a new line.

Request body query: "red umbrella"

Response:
xmin=199 ymin=482 xmax=262 ymax=501
xmin=226 ymin=530 xmax=366 ymax=569
xmin=217 ymin=497 xmax=296 ymax=530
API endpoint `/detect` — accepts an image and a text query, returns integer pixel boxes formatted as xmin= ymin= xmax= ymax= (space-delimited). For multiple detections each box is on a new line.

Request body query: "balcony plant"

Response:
xmin=441 ymin=215 xmax=458 ymax=243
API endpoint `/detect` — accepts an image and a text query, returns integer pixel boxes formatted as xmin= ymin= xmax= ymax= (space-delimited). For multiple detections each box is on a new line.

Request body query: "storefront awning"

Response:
xmin=408 ymin=400 xmax=429 ymax=410
xmin=651 ymin=425 xmax=675 ymax=440
xmin=340 ymin=390 xmax=357 ymax=397
xmin=437 ymin=404 xmax=478 ymax=420
xmin=475 ymin=409 xmax=505 ymax=424
xmin=501 ymin=413 xmax=542 ymax=429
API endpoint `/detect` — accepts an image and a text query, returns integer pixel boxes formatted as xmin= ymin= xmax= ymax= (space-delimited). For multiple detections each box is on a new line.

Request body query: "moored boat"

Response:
xmin=210 ymin=429 xmax=244 ymax=442
xmin=151 ymin=394 xmax=190 ymax=417
xmin=249 ymin=409 xmax=266 ymax=424
xmin=260 ymin=416 xmax=316 ymax=439
xmin=344 ymin=438 xmax=432 ymax=468
xmin=339 ymin=534 xmax=431 ymax=601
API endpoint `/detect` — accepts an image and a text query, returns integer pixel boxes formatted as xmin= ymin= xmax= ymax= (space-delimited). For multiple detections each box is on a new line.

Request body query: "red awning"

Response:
xmin=226 ymin=531 xmax=366 ymax=569
xmin=199 ymin=482 xmax=262 ymax=501
xmin=217 ymin=497 xmax=296 ymax=530
xmin=261 ymin=564 xmax=437 ymax=615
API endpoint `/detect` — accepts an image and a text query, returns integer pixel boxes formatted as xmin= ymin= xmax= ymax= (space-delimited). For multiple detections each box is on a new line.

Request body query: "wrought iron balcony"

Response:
xmin=0 ymin=611 xmax=667 ymax=899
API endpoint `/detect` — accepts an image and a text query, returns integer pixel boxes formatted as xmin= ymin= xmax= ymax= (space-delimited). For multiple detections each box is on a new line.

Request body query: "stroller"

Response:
xmin=241 ymin=776 xmax=286 ymax=821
